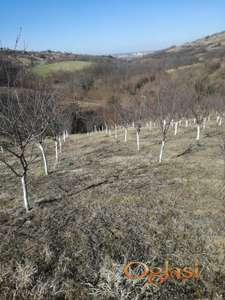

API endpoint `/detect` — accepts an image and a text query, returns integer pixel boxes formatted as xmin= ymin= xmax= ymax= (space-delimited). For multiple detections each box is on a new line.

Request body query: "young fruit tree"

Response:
xmin=0 ymin=88 xmax=55 ymax=212
xmin=149 ymin=75 xmax=181 ymax=163
xmin=187 ymin=78 xmax=212 ymax=143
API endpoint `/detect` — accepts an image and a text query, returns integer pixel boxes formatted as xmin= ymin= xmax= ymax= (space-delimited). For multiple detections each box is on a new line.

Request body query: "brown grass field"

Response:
xmin=0 ymin=120 xmax=225 ymax=299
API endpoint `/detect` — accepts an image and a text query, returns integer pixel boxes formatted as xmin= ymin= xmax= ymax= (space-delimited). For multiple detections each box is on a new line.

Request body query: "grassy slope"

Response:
xmin=0 ymin=119 xmax=225 ymax=298
xmin=32 ymin=60 xmax=93 ymax=76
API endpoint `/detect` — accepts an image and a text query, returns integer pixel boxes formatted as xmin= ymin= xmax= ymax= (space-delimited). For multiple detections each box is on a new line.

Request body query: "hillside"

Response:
xmin=1 ymin=30 xmax=225 ymax=300
xmin=1 ymin=120 xmax=225 ymax=299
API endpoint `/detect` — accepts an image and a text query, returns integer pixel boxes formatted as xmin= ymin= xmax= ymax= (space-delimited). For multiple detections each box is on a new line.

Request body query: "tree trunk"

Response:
xmin=115 ymin=125 xmax=118 ymax=139
xmin=37 ymin=142 xmax=48 ymax=176
xmin=63 ymin=131 xmax=66 ymax=142
xmin=159 ymin=140 xmax=165 ymax=163
xmin=203 ymin=118 xmax=206 ymax=130
xmin=163 ymin=120 xmax=166 ymax=132
xmin=149 ymin=121 xmax=152 ymax=130
xmin=58 ymin=136 xmax=62 ymax=154
xmin=124 ymin=128 xmax=127 ymax=142
xmin=136 ymin=131 xmax=140 ymax=151
xmin=55 ymin=140 xmax=58 ymax=167
xmin=196 ymin=125 xmax=200 ymax=141
xmin=185 ymin=120 xmax=188 ymax=128
xmin=174 ymin=122 xmax=178 ymax=136
xmin=21 ymin=174 xmax=30 ymax=212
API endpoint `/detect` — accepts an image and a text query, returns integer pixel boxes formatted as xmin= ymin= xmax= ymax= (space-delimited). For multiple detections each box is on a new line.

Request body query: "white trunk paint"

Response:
xmin=58 ymin=137 xmax=62 ymax=154
xmin=115 ymin=125 xmax=118 ymax=139
xmin=37 ymin=143 xmax=48 ymax=176
xmin=185 ymin=120 xmax=188 ymax=128
xmin=149 ymin=121 xmax=152 ymax=130
xmin=136 ymin=131 xmax=140 ymax=151
xmin=0 ymin=146 xmax=3 ymax=153
xmin=66 ymin=130 xmax=69 ymax=138
xmin=174 ymin=122 xmax=178 ymax=136
xmin=132 ymin=121 xmax=135 ymax=128
xmin=203 ymin=118 xmax=206 ymax=130
xmin=163 ymin=120 xmax=166 ymax=132
xmin=159 ymin=140 xmax=165 ymax=163
xmin=21 ymin=175 xmax=30 ymax=212
xmin=216 ymin=116 xmax=220 ymax=123
xmin=63 ymin=131 xmax=66 ymax=142
xmin=219 ymin=117 xmax=222 ymax=126
xmin=124 ymin=128 xmax=127 ymax=142
xmin=196 ymin=125 xmax=200 ymax=141
xmin=55 ymin=140 xmax=58 ymax=167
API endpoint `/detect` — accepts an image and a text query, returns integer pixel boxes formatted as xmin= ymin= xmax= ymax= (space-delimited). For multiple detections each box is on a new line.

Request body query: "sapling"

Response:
xmin=124 ymin=126 xmax=128 ymax=142
xmin=136 ymin=123 xmax=141 ymax=151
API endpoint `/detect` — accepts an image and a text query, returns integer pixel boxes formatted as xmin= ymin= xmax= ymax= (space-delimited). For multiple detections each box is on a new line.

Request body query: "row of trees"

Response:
xmin=0 ymin=79 xmax=71 ymax=212
xmin=94 ymin=73 xmax=224 ymax=162
xmin=1 ymin=63 xmax=224 ymax=212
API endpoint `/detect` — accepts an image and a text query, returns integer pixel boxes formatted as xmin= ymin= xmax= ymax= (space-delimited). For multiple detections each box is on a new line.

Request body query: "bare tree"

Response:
xmin=186 ymin=78 xmax=212 ymax=143
xmin=149 ymin=74 xmax=181 ymax=163
xmin=0 ymin=87 xmax=54 ymax=211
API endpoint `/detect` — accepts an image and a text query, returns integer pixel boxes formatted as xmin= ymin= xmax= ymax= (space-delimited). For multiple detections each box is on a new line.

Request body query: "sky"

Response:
xmin=1 ymin=0 xmax=225 ymax=55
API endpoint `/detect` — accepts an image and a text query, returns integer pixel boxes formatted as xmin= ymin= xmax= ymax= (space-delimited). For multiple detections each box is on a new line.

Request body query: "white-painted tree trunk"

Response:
xmin=21 ymin=175 xmax=30 ymax=212
xmin=174 ymin=122 xmax=178 ymax=136
xmin=136 ymin=131 xmax=140 ymax=151
xmin=149 ymin=121 xmax=152 ymax=130
xmin=185 ymin=120 xmax=188 ymax=128
xmin=63 ymin=131 xmax=66 ymax=142
xmin=163 ymin=120 xmax=166 ymax=132
xmin=58 ymin=136 xmax=62 ymax=154
xmin=196 ymin=125 xmax=200 ymax=141
xmin=203 ymin=118 xmax=206 ymax=130
xmin=115 ymin=125 xmax=118 ymax=139
xmin=55 ymin=140 xmax=58 ymax=167
xmin=37 ymin=143 xmax=48 ymax=176
xmin=124 ymin=128 xmax=127 ymax=142
xmin=66 ymin=130 xmax=69 ymax=138
xmin=219 ymin=117 xmax=222 ymax=126
xmin=159 ymin=140 xmax=165 ymax=163
xmin=132 ymin=121 xmax=135 ymax=128
xmin=0 ymin=146 xmax=3 ymax=153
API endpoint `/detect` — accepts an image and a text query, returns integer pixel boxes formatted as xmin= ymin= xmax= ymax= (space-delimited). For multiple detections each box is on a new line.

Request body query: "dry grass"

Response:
xmin=0 ymin=121 xmax=225 ymax=299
